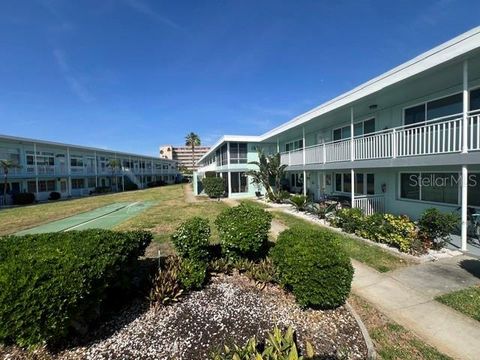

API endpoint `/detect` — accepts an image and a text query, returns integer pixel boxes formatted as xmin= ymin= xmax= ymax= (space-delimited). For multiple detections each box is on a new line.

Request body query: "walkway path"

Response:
xmin=353 ymin=258 xmax=480 ymax=360
xmin=261 ymin=200 xmax=480 ymax=359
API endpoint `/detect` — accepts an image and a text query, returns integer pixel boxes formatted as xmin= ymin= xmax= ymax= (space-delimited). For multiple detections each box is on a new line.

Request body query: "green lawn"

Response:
xmin=0 ymin=185 xmax=228 ymax=241
xmin=435 ymin=286 xmax=480 ymax=322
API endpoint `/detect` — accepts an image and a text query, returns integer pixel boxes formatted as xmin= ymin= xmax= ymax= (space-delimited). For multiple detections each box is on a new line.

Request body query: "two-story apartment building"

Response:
xmin=195 ymin=27 xmax=480 ymax=252
xmin=0 ymin=134 xmax=179 ymax=203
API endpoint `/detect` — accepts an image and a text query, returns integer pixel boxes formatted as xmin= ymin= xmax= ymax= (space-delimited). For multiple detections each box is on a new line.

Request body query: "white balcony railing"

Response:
xmin=280 ymin=112 xmax=479 ymax=166
xmin=353 ymin=194 xmax=385 ymax=216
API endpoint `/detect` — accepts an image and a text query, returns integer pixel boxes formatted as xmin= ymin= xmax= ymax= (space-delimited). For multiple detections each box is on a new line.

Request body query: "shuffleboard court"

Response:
xmin=15 ymin=201 xmax=155 ymax=235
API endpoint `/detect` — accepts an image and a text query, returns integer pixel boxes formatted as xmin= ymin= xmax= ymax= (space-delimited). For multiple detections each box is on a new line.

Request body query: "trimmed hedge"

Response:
xmin=0 ymin=229 xmax=152 ymax=347
xmin=271 ymin=226 xmax=353 ymax=309
xmin=215 ymin=203 xmax=272 ymax=260
xmin=171 ymin=217 xmax=211 ymax=262
xmin=178 ymin=259 xmax=207 ymax=290
xmin=48 ymin=191 xmax=61 ymax=200
xmin=202 ymin=177 xmax=225 ymax=198
xmin=12 ymin=192 xmax=35 ymax=205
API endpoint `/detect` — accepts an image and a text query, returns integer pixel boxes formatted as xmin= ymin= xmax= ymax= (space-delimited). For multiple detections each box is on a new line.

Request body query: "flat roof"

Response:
xmin=198 ymin=26 xmax=480 ymax=164
xmin=0 ymin=133 xmax=177 ymax=163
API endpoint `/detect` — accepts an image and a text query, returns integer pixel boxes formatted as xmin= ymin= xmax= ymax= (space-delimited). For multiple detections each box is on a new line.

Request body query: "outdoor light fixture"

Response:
xmin=369 ymin=104 xmax=378 ymax=110
xmin=381 ymin=183 xmax=387 ymax=193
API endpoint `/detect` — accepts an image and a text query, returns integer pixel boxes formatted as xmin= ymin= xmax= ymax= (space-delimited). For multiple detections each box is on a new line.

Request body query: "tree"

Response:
xmin=0 ymin=159 xmax=21 ymax=205
xmin=107 ymin=159 xmax=122 ymax=191
xmin=246 ymin=151 xmax=287 ymax=203
xmin=185 ymin=132 xmax=201 ymax=169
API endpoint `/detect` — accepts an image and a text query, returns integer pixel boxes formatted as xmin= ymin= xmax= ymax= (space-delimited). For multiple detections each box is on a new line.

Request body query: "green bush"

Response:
xmin=202 ymin=177 xmax=225 ymax=198
xmin=12 ymin=192 xmax=35 ymax=205
xmin=331 ymin=208 xmax=364 ymax=233
xmin=271 ymin=227 xmax=353 ymax=309
xmin=418 ymin=208 xmax=459 ymax=250
xmin=288 ymin=195 xmax=310 ymax=211
xmin=178 ymin=259 xmax=207 ymax=290
xmin=212 ymin=326 xmax=314 ymax=360
xmin=0 ymin=229 xmax=152 ymax=347
xmin=171 ymin=217 xmax=211 ymax=262
xmin=215 ymin=203 xmax=272 ymax=260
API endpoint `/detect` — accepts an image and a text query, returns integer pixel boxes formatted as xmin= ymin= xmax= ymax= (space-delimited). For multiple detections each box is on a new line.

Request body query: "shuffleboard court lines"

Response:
xmin=15 ymin=201 xmax=154 ymax=235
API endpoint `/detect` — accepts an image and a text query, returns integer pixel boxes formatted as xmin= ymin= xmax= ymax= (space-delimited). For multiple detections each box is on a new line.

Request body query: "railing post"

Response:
xmin=392 ymin=128 xmax=397 ymax=158
xmin=322 ymin=143 xmax=326 ymax=163
xmin=462 ymin=59 xmax=469 ymax=153
xmin=350 ymin=107 xmax=355 ymax=161
xmin=302 ymin=127 xmax=306 ymax=166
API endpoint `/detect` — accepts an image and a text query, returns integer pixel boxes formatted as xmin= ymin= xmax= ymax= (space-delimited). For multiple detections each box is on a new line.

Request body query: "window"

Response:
xmin=71 ymin=157 xmax=84 ymax=167
xmin=335 ymin=172 xmax=375 ymax=194
xmin=468 ymin=173 xmax=480 ymax=207
xmin=216 ymin=144 xmax=228 ymax=166
xmin=290 ymin=173 xmax=303 ymax=188
xmin=333 ymin=126 xmax=351 ymax=141
xmin=354 ymin=118 xmax=376 ymax=136
xmin=231 ymin=172 xmax=248 ymax=193
xmin=404 ymin=93 xmax=463 ymax=127
xmin=400 ymin=172 xmax=459 ymax=204
xmin=229 ymin=143 xmax=247 ymax=164
xmin=470 ymin=88 xmax=480 ymax=111
xmin=27 ymin=181 xmax=36 ymax=193
xmin=285 ymin=139 xmax=303 ymax=152
xmin=405 ymin=104 xmax=426 ymax=127
xmin=71 ymin=179 xmax=85 ymax=189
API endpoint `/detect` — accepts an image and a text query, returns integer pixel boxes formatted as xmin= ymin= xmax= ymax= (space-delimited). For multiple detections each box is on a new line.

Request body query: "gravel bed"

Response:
xmin=52 ymin=273 xmax=367 ymax=359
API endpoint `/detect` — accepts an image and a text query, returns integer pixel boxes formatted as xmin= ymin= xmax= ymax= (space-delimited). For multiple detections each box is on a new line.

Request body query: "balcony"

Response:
xmin=280 ymin=111 xmax=480 ymax=167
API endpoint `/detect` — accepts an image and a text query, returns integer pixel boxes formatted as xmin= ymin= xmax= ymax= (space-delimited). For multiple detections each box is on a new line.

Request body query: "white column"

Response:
xmin=303 ymin=170 xmax=307 ymax=196
xmin=66 ymin=147 xmax=71 ymax=196
xmin=33 ymin=143 xmax=39 ymax=197
xmin=461 ymin=165 xmax=468 ymax=251
xmin=317 ymin=171 xmax=321 ymax=199
xmin=94 ymin=151 xmax=98 ymax=187
xmin=302 ymin=127 xmax=306 ymax=166
xmin=227 ymin=142 xmax=231 ymax=168
xmin=351 ymin=168 xmax=355 ymax=208
xmin=276 ymin=137 xmax=280 ymax=153
xmin=350 ymin=107 xmax=355 ymax=161
xmin=462 ymin=60 xmax=469 ymax=154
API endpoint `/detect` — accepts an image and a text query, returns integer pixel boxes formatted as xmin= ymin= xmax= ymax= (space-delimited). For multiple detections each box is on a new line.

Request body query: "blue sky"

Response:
xmin=0 ymin=0 xmax=479 ymax=156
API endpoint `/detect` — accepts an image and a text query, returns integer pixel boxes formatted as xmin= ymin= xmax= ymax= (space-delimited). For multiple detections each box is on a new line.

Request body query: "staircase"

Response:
xmin=122 ymin=168 xmax=143 ymax=189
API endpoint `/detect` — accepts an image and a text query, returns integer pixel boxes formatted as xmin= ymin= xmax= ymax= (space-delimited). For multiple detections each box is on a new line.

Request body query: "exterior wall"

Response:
xmin=0 ymin=136 xmax=179 ymax=204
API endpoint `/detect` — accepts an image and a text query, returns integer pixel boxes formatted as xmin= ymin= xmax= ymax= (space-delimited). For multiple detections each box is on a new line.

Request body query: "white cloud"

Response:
xmin=53 ymin=49 xmax=95 ymax=103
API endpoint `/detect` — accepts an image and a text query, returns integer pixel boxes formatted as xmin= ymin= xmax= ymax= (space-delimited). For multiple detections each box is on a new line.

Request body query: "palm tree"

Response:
xmin=0 ymin=159 xmax=21 ymax=205
xmin=107 ymin=159 xmax=122 ymax=191
xmin=246 ymin=151 xmax=287 ymax=202
xmin=185 ymin=132 xmax=201 ymax=169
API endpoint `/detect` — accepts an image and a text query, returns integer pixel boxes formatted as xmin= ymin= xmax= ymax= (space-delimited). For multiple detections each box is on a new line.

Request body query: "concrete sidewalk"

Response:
xmin=352 ymin=258 xmax=480 ymax=360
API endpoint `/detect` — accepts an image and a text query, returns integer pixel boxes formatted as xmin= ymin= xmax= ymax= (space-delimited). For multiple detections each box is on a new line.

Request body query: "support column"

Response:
xmin=66 ymin=147 xmax=71 ymax=196
xmin=351 ymin=168 xmax=355 ymax=208
xmin=462 ymin=60 xmax=469 ymax=154
xmin=33 ymin=143 xmax=39 ymax=198
xmin=350 ymin=107 xmax=355 ymax=161
xmin=276 ymin=137 xmax=280 ymax=153
xmin=94 ymin=151 xmax=98 ymax=187
xmin=302 ymin=127 xmax=306 ymax=166
xmin=122 ymin=174 xmax=125 ymax=192
xmin=461 ymin=165 xmax=468 ymax=251
xmin=303 ymin=170 xmax=307 ymax=196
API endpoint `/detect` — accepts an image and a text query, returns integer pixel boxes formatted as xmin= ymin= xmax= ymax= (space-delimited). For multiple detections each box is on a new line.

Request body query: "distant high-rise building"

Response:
xmin=159 ymin=145 xmax=210 ymax=171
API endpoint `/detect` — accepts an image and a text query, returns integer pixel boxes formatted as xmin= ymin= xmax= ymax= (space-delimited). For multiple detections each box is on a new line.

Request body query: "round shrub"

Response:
xmin=202 ymin=177 xmax=225 ymax=198
xmin=215 ymin=203 xmax=272 ymax=259
xmin=171 ymin=217 xmax=211 ymax=262
xmin=12 ymin=192 xmax=35 ymax=205
xmin=271 ymin=226 xmax=353 ymax=309
xmin=48 ymin=191 xmax=61 ymax=200
xmin=178 ymin=259 xmax=207 ymax=290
